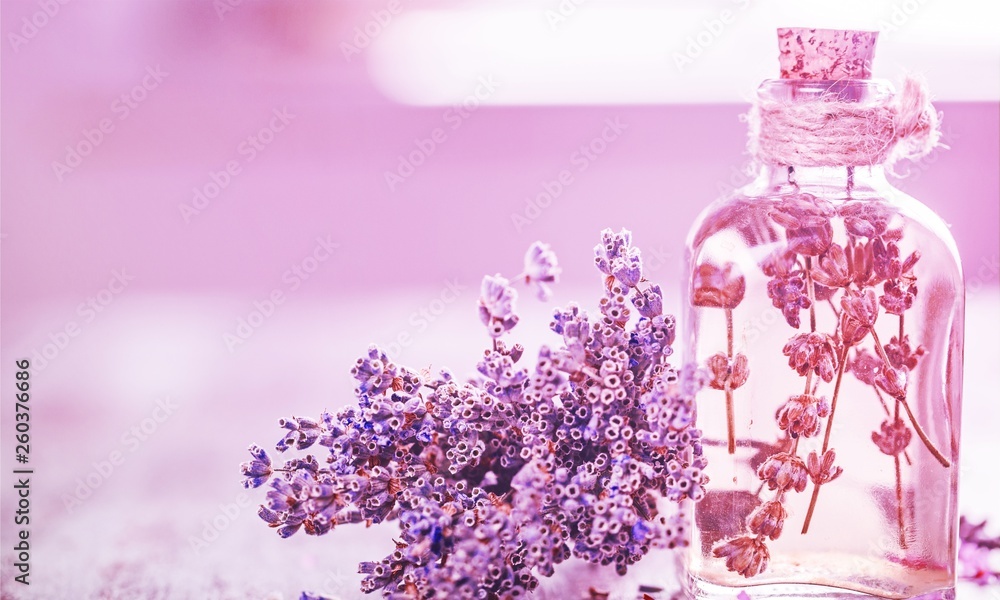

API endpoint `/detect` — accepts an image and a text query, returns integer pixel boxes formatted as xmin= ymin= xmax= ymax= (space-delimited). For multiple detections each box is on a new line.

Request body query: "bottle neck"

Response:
xmin=753 ymin=79 xmax=898 ymax=170
xmin=757 ymin=164 xmax=892 ymax=200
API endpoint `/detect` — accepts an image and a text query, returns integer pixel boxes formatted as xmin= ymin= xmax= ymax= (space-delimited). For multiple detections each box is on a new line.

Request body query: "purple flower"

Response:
xmin=782 ymin=333 xmax=839 ymax=382
xmin=885 ymin=335 xmax=925 ymax=370
xmin=959 ymin=516 xmax=1000 ymax=586
xmin=478 ymin=274 xmax=519 ymax=338
xmin=477 ymin=349 xmax=528 ymax=392
xmin=757 ymin=452 xmax=808 ymax=493
xmin=845 ymin=239 xmax=879 ymax=287
xmin=841 ymin=288 xmax=879 ymax=328
xmin=960 ymin=543 xmax=998 ymax=586
xmin=713 ymin=536 xmax=769 ymax=578
xmin=872 ymin=418 xmax=911 ymax=456
xmin=875 ymin=365 xmax=908 ymax=398
xmin=599 ymin=289 xmax=631 ymax=324
xmin=706 ymin=352 xmax=749 ymax=391
xmin=767 ymin=271 xmax=811 ymax=328
xmin=258 ymin=505 xmax=281 ymax=525
xmin=880 ymin=279 xmax=917 ymax=315
xmin=811 ymin=244 xmax=852 ymax=288
xmin=240 ymin=229 xmax=704 ymax=597
xmin=840 ymin=288 xmax=880 ymax=345
xmin=748 ymin=500 xmax=787 ymax=540
xmin=776 ymin=394 xmax=829 ymax=438
xmin=770 ymin=195 xmax=835 ymax=256
xmin=761 ymin=249 xmax=798 ymax=278
xmin=770 ymin=194 xmax=834 ymax=230
xmin=264 ymin=473 xmax=318 ymax=538
xmin=241 ymin=444 xmax=273 ymax=488
xmin=806 ymin=449 xmax=842 ymax=485
xmin=873 ymin=238 xmax=901 ymax=280
xmin=848 ymin=349 xmax=882 ymax=386
xmin=550 ymin=303 xmax=588 ymax=339
xmin=594 ymin=228 xmax=643 ymax=287
xmin=276 ymin=417 xmax=323 ymax=452
xmin=630 ymin=284 xmax=663 ymax=318
xmin=787 ymin=223 xmax=833 ymax=256
xmin=839 ymin=202 xmax=892 ymax=238
xmin=350 ymin=345 xmax=396 ymax=397
xmin=523 ymin=242 xmax=561 ymax=300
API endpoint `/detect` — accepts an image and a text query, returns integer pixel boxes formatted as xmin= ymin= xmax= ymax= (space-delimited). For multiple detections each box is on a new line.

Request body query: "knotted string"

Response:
xmin=748 ymin=75 xmax=942 ymax=170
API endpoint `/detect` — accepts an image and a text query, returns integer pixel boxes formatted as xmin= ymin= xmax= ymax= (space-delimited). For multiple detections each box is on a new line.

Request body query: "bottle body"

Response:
xmin=682 ymin=164 xmax=963 ymax=599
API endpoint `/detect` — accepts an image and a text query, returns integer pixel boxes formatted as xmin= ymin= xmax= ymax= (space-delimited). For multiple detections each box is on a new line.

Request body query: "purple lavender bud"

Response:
xmin=594 ymin=228 xmax=630 ymax=274
xmin=258 ymin=505 xmax=281 ymax=525
xmin=478 ymin=274 xmax=520 ymax=338
xmin=612 ymin=250 xmax=642 ymax=288
xmin=241 ymin=445 xmax=274 ymax=488
xmin=631 ymin=284 xmax=664 ymax=318
xmin=275 ymin=431 xmax=296 ymax=453
xmin=594 ymin=228 xmax=643 ymax=288
xmin=351 ymin=345 xmax=398 ymax=396
xmin=242 ymin=475 xmax=269 ymax=489
xmin=295 ymin=427 xmax=320 ymax=450
xmin=277 ymin=523 xmax=302 ymax=538
xmin=524 ymin=241 xmax=561 ymax=300
xmin=241 ymin=460 xmax=271 ymax=478
xmin=509 ymin=343 xmax=525 ymax=363
xmin=249 ymin=444 xmax=271 ymax=463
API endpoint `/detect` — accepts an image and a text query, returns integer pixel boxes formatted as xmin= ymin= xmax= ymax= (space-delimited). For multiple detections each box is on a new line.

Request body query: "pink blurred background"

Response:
xmin=1 ymin=1 xmax=998 ymax=598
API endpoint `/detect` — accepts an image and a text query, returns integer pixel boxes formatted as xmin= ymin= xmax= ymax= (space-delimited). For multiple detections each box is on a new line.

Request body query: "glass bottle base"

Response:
xmin=682 ymin=575 xmax=955 ymax=600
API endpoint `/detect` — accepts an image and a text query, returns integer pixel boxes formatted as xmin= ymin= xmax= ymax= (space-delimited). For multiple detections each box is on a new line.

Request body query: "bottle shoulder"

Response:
xmin=685 ymin=183 xmax=963 ymax=282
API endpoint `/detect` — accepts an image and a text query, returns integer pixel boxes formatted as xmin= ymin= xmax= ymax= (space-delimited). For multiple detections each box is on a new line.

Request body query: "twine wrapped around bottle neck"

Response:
xmin=748 ymin=76 xmax=942 ymax=169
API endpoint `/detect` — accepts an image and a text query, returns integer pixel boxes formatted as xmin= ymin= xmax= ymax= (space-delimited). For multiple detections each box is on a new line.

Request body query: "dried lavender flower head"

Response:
xmin=595 ymin=228 xmax=643 ymax=287
xmin=523 ymin=241 xmax=561 ymax=300
xmin=240 ymin=231 xmax=706 ymax=599
xmin=959 ymin=516 xmax=1000 ymax=586
xmin=478 ymin=274 xmax=519 ymax=338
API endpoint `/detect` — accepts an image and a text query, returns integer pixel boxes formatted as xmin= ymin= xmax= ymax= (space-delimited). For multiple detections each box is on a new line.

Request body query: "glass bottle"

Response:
xmin=682 ymin=29 xmax=963 ymax=600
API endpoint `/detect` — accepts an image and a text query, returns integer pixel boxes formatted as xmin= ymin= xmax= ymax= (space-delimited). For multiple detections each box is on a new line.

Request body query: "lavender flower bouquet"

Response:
xmin=240 ymin=230 xmax=708 ymax=599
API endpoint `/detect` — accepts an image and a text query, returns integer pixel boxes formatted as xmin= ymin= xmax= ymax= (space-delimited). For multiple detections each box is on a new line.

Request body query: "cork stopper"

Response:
xmin=777 ymin=28 xmax=878 ymax=80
